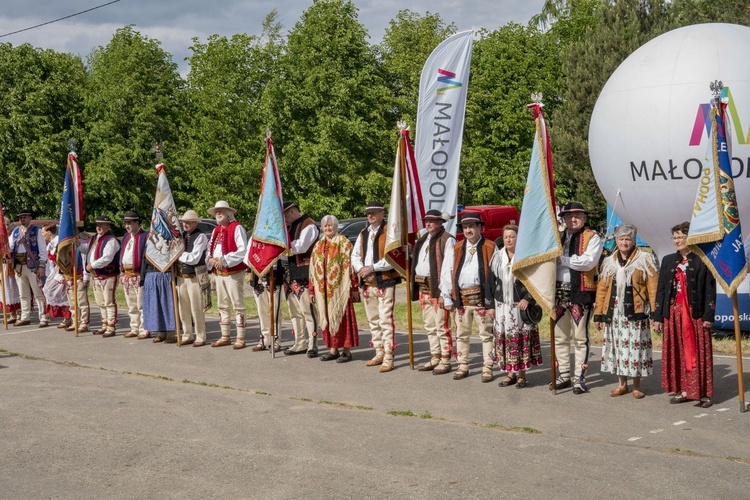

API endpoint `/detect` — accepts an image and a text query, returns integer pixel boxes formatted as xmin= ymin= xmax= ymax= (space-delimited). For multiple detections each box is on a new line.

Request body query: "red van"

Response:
xmin=456 ymin=205 xmax=520 ymax=243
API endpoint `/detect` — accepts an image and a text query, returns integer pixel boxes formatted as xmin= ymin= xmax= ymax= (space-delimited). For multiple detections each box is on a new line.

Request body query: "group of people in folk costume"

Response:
xmin=1 ymin=198 xmax=716 ymax=406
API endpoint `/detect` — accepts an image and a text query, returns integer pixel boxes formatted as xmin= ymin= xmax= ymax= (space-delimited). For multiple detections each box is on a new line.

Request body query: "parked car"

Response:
xmin=337 ymin=217 xmax=368 ymax=246
xmin=197 ymin=218 xmax=217 ymax=236
xmin=456 ymin=205 xmax=520 ymax=244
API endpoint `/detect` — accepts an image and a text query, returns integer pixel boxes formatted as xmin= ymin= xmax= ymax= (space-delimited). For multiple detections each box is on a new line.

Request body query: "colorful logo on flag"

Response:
xmin=436 ymin=69 xmax=462 ymax=94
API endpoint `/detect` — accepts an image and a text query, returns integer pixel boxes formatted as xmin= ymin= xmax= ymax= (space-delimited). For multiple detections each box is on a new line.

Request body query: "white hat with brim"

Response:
xmin=207 ymin=200 xmax=237 ymax=216
xmin=180 ymin=210 xmax=201 ymax=222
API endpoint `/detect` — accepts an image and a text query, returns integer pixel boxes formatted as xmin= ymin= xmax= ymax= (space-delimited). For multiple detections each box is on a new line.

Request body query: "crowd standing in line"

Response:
xmin=0 ymin=200 xmax=718 ymax=405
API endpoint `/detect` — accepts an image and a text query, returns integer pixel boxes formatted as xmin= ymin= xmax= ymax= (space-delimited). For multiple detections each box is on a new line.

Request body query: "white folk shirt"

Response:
xmin=210 ymin=224 xmax=248 ymax=269
xmin=121 ymin=234 xmax=136 ymax=267
xmin=555 ymin=230 xmax=603 ymax=283
xmin=351 ymin=224 xmax=393 ymax=274
xmin=414 ymin=233 xmax=453 ymax=277
xmin=440 ymin=239 xmax=497 ymax=308
xmin=178 ymin=232 xmax=208 ymax=266
xmin=88 ymin=233 xmax=121 ymax=270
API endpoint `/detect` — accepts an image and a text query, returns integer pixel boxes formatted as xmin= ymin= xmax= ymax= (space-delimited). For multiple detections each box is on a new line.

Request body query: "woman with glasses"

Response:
xmin=652 ymin=222 xmax=716 ymax=408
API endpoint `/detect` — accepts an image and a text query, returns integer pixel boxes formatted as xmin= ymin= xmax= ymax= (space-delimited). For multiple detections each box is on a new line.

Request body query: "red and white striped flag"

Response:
xmin=67 ymin=152 xmax=84 ymax=227
xmin=384 ymin=125 xmax=426 ymax=276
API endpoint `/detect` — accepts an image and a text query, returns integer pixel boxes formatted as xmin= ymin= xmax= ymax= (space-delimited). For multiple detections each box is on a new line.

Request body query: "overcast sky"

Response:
xmin=0 ymin=0 xmax=545 ymax=73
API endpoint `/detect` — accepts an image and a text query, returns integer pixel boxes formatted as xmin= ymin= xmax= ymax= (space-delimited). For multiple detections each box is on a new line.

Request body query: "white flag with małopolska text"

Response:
xmin=415 ymin=30 xmax=473 ymax=236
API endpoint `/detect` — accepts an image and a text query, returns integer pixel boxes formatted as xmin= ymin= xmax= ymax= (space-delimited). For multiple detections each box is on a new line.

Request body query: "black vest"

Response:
xmin=180 ymin=228 xmax=206 ymax=275
xmin=288 ymin=214 xmax=315 ymax=283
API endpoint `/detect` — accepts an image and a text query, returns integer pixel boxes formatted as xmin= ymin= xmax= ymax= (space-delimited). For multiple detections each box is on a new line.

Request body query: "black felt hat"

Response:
xmin=95 ymin=215 xmax=113 ymax=225
xmin=559 ymin=201 xmax=589 ymax=216
xmin=365 ymin=201 xmax=385 ymax=213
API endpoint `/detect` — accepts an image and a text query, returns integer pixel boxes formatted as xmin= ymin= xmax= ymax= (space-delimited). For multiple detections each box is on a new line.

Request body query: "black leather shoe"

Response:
xmin=336 ymin=352 xmax=352 ymax=363
xmin=320 ymin=351 xmax=340 ymax=361
xmin=306 ymin=347 xmax=318 ymax=358
xmin=284 ymin=347 xmax=306 ymax=356
xmin=548 ymin=378 xmax=571 ymax=390
xmin=572 ymin=386 xmax=588 ymax=395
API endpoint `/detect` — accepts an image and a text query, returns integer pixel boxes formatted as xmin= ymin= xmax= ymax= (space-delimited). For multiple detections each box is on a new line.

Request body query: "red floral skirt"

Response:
xmin=322 ymin=300 xmax=359 ymax=349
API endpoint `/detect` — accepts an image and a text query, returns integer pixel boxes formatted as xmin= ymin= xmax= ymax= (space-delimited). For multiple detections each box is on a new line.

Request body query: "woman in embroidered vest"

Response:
xmin=311 ymin=215 xmax=359 ymax=363
xmin=594 ymin=225 xmax=658 ymax=399
xmin=652 ymin=222 xmax=716 ymax=408
xmin=41 ymin=224 xmax=71 ymax=329
xmin=487 ymin=224 xmax=543 ymax=388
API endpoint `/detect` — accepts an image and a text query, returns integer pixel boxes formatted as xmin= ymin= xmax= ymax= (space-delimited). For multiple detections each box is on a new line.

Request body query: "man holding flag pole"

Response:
xmin=683 ymin=81 xmax=748 ymax=412
xmin=57 ymin=141 xmax=87 ymax=335
xmin=245 ymin=129 xmax=289 ymax=358
xmin=512 ymin=94 xmax=565 ymax=392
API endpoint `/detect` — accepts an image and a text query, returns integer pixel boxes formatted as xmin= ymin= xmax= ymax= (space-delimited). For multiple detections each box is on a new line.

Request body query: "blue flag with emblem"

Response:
xmin=57 ymin=161 xmax=78 ymax=276
xmin=687 ymin=88 xmax=747 ymax=295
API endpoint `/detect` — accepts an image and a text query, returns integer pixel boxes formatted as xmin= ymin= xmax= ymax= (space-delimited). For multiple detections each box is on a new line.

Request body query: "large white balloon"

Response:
xmin=589 ymin=23 xmax=750 ymax=260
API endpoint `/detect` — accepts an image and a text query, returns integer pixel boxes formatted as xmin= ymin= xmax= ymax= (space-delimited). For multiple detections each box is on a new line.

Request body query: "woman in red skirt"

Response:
xmin=652 ymin=221 xmax=716 ymax=408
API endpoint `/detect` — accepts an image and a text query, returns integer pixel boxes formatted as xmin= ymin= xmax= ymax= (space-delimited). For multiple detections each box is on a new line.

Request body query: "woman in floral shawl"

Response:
xmin=310 ymin=215 xmax=359 ymax=363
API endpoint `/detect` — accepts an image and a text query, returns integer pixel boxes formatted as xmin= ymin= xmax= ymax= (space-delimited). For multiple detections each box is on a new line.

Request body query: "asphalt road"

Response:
xmin=2 ymin=311 xmax=749 ymax=499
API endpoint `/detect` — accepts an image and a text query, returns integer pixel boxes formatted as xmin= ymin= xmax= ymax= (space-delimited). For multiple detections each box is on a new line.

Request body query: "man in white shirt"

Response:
xmin=119 ymin=212 xmax=148 ymax=338
xmin=86 ymin=215 xmax=121 ymax=337
xmin=351 ymin=201 xmax=402 ymax=372
xmin=9 ymin=209 xmax=48 ymax=327
xmin=176 ymin=210 xmax=209 ymax=346
xmin=553 ymin=202 xmax=603 ymax=394
xmin=282 ymin=201 xmax=320 ymax=357
xmin=206 ymin=201 xmax=249 ymax=349
xmin=63 ymin=233 xmax=91 ymax=332
xmin=440 ymin=212 xmax=498 ymax=382
xmin=412 ymin=210 xmax=455 ymax=374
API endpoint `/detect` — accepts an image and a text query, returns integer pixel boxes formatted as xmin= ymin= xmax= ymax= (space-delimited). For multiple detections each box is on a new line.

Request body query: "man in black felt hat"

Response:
xmin=86 ymin=215 xmax=121 ymax=337
xmin=552 ymin=201 xmax=602 ymax=394
xmin=120 ymin=211 xmax=148 ymax=339
xmin=281 ymin=201 xmax=320 ymax=357
xmin=440 ymin=212 xmax=498 ymax=382
xmin=9 ymin=209 xmax=49 ymax=327
xmin=351 ymin=201 xmax=402 ymax=372
xmin=411 ymin=210 xmax=455 ymax=374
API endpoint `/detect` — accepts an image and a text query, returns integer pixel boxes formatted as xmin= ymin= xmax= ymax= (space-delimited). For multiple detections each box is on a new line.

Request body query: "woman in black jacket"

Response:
xmin=652 ymin=222 xmax=716 ymax=408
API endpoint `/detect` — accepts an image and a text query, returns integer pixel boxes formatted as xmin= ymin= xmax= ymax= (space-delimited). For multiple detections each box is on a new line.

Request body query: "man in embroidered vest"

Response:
xmin=207 ymin=200 xmax=249 ymax=349
xmin=440 ymin=212 xmax=498 ymax=382
xmin=120 ymin=211 xmax=148 ymax=339
xmin=177 ymin=210 xmax=208 ymax=346
xmin=412 ymin=210 xmax=455 ymax=375
xmin=86 ymin=215 xmax=121 ymax=337
xmin=553 ymin=202 xmax=603 ymax=394
xmin=64 ymin=233 xmax=91 ymax=332
xmin=282 ymin=201 xmax=320 ymax=357
xmin=9 ymin=209 xmax=49 ymax=327
xmin=351 ymin=201 xmax=402 ymax=372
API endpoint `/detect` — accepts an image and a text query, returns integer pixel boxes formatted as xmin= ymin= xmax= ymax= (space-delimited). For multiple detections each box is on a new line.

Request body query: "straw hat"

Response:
xmin=207 ymin=200 xmax=237 ymax=216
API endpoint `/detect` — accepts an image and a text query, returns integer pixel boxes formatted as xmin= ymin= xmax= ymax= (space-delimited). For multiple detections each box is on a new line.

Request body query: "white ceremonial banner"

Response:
xmin=415 ymin=30 xmax=474 ymax=235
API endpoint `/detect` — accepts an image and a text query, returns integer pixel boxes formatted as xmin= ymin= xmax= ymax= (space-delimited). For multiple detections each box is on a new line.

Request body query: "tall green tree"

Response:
xmin=552 ymin=0 xmax=673 ymax=223
xmin=0 ymin=44 xmax=86 ymax=218
xmin=82 ymin=25 xmax=183 ymax=226
xmin=263 ymin=0 xmax=394 ymax=218
xmin=177 ymin=11 xmax=284 ymax=223
xmin=379 ymin=10 xmax=456 ymax=125
xmin=461 ymin=24 xmax=562 ymax=208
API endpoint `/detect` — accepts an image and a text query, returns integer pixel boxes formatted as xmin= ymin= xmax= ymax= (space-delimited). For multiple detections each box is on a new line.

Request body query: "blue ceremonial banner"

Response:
xmin=687 ymin=96 xmax=747 ymax=295
xmin=57 ymin=163 xmax=78 ymax=276
xmin=247 ymin=134 xmax=288 ymax=277
xmin=512 ymin=100 xmax=563 ymax=315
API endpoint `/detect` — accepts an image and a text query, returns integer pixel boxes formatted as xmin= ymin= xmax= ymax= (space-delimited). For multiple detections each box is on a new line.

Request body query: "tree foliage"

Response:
xmin=0 ymin=43 xmax=86 ymax=218
xmin=263 ymin=0 xmax=394 ymax=219
xmin=82 ymin=25 xmax=183 ymax=228
xmin=462 ymin=24 xmax=562 ymax=209
xmin=176 ymin=11 xmax=284 ymax=225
